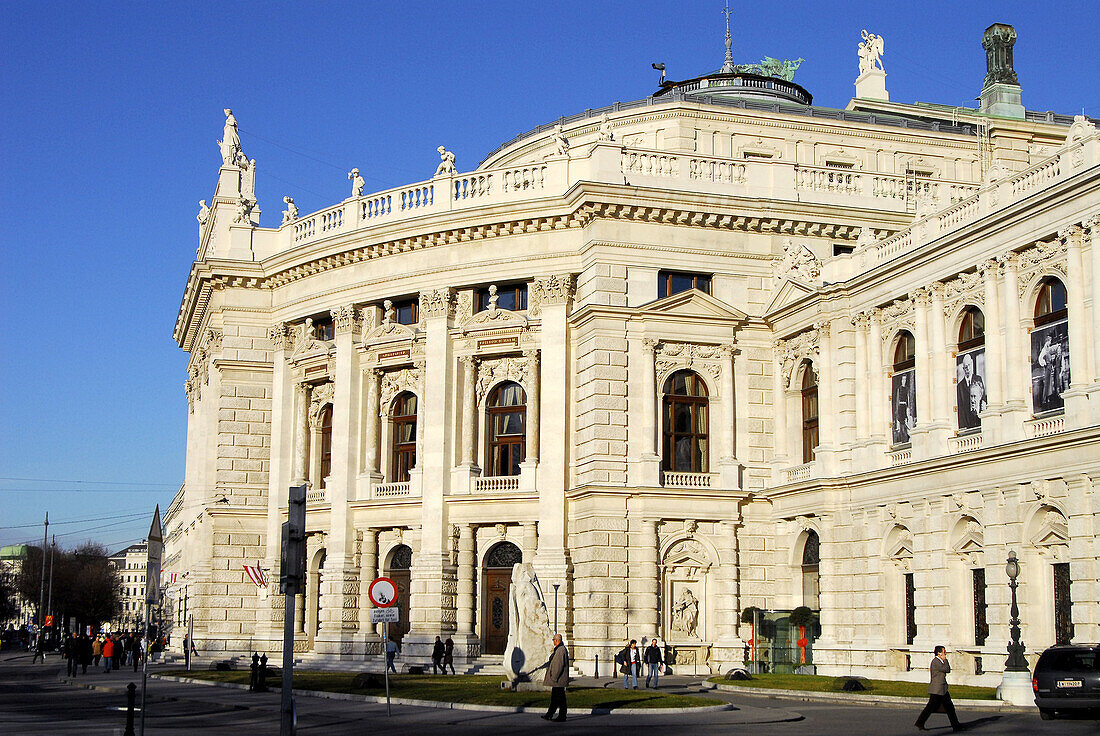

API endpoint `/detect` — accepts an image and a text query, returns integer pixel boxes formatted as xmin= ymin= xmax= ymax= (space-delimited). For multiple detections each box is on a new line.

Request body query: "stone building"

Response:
xmin=166 ymin=24 xmax=1099 ymax=685
xmin=109 ymin=542 xmax=148 ymax=632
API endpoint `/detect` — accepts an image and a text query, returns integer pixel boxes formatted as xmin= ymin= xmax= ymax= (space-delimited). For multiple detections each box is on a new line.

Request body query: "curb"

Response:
xmin=709 ymin=682 xmax=1033 ymax=712
xmin=152 ymin=674 xmax=734 ymax=714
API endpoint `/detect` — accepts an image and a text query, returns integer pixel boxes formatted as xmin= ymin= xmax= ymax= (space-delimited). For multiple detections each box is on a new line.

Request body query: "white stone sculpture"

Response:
xmin=855 ymin=225 xmax=877 ymax=251
xmin=197 ymin=200 xmax=210 ymax=226
xmin=858 ymin=30 xmax=885 ymax=75
xmin=672 ymin=588 xmax=699 ymax=637
xmin=281 ymin=196 xmax=299 ymax=225
xmin=241 ymin=158 xmax=256 ymax=201
xmin=503 ymin=562 xmax=553 ymax=683
xmin=552 ymin=124 xmax=569 ymax=156
xmin=774 ymin=239 xmax=822 ymax=283
xmin=348 ymin=168 xmax=365 ymax=197
xmin=233 ymin=197 xmax=253 ymax=225
xmin=219 ymin=108 xmax=243 ymax=165
xmin=382 ymin=299 xmax=395 ymax=324
xmin=434 ymin=146 xmax=456 ymax=176
xmin=597 ymin=113 xmax=614 ymax=142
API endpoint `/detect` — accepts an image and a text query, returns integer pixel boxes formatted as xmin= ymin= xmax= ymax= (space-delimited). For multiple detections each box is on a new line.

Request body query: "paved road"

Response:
xmin=1 ymin=654 xmax=1096 ymax=735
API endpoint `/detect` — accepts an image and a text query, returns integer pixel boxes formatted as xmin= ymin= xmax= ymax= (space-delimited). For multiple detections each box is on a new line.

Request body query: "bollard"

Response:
xmin=249 ymin=652 xmax=259 ymax=692
xmin=124 ymin=682 xmax=136 ymax=736
xmin=594 ymin=654 xmax=599 ymax=678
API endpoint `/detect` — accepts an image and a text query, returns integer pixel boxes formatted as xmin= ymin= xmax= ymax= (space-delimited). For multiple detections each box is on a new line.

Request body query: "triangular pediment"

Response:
xmin=636 ymin=289 xmax=748 ymax=322
xmin=765 ymin=278 xmax=817 ymax=316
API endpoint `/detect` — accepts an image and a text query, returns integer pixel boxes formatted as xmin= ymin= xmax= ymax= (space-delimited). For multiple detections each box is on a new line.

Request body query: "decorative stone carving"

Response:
xmin=528 ymin=274 xmax=575 ymax=317
xmin=671 ymin=589 xmax=700 ymax=637
xmin=551 ymin=124 xmax=569 ymax=157
xmin=858 ymin=30 xmax=885 ymax=75
xmin=982 ymin=23 xmax=1019 ymax=88
xmin=269 ymin=323 xmax=292 ymax=352
xmin=855 ymin=225 xmax=878 ymax=251
xmin=419 ymin=288 xmax=454 ymax=321
xmin=241 ymin=158 xmax=256 ymax=202
xmin=348 ymin=168 xmax=364 ymax=197
xmin=197 ymin=200 xmax=210 ymax=227
xmin=684 ymin=519 xmax=698 ymax=535
xmin=942 ymin=269 xmax=985 ymax=318
xmin=379 ymin=366 xmax=424 ymax=409
xmin=774 ymin=329 xmax=820 ymax=389
xmin=291 ymin=318 xmax=330 ymax=359
xmin=654 ymin=341 xmax=725 ymax=387
xmin=1015 ymin=237 xmax=1068 ymax=299
xmin=597 ymin=112 xmax=614 ymax=142
xmin=476 ymin=356 xmax=534 ymax=402
xmin=330 ymin=305 xmax=359 ymax=336
xmin=233 ymin=197 xmax=254 ymax=225
xmin=281 ymin=196 xmax=299 ymax=225
xmin=773 ymin=239 xmax=821 ymax=284
xmin=308 ymin=381 xmax=335 ymax=428
xmin=434 ymin=146 xmax=456 ymax=176
xmin=218 ymin=108 xmax=242 ymax=166
xmin=503 ymin=563 xmax=553 ymax=683
xmin=495 ymin=523 xmax=508 ymax=539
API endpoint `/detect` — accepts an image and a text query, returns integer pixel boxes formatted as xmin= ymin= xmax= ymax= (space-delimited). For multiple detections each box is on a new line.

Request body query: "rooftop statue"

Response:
xmin=733 ymin=57 xmax=803 ymax=82
xmin=597 ymin=113 xmax=614 ymax=142
xmin=348 ymin=168 xmax=365 ymax=197
xmin=434 ymin=146 xmax=457 ymax=176
xmin=982 ymin=23 xmax=1019 ymax=88
xmin=281 ymin=196 xmax=299 ymax=226
xmin=551 ymin=125 xmax=569 ymax=156
xmin=196 ymin=200 xmax=210 ymax=227
xmin=218 ymin=108 xmax=243 ymax=166
xmin=858 ymin=30 xmax=885 ymax=75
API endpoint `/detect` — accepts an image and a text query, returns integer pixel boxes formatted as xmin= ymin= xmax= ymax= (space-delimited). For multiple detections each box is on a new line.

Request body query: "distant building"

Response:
xmin=0 ymin=544 xmax=36 ymax=628
xmin=108 ymin=542 xmax=147 ymax=631
xmin=167 ymin=21 xmax=1099 ymax=685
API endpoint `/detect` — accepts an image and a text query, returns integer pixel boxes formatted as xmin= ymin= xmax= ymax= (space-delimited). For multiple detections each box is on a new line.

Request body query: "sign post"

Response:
xmin=140 ymin=505 xmax=163 ymax=736
xmin=368 ymin=577 xmax=399 ymax=717
xmin=279 ymin=485 xmax=307 ymax=736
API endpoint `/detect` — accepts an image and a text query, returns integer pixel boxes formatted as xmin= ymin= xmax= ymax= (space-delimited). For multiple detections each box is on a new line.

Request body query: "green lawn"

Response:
xmin=707 ymin=672 xmax=998 ymax=700
xmin=161 ymin=671 xmax=719 ymax=709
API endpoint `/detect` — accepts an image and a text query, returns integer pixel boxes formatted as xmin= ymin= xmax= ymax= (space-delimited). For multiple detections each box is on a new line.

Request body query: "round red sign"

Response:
xmin=368 ymin=577 xmax=398 ymax=608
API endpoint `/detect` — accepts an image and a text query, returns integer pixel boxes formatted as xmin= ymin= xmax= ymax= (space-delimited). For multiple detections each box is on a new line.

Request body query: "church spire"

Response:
xmin=720 ymin=1 xmax=735 ymax=73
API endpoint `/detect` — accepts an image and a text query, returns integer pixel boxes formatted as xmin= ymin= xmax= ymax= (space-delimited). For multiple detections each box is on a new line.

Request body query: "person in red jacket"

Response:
xmin=102 ymin=636 xmax=115 ymax=673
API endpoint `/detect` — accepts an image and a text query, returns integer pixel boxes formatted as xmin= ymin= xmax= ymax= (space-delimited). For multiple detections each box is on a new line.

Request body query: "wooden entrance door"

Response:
xmin=482 ymin=568 xmax=512 ymax=655
xmin=388 ymin=569 xmax=411 ymax=643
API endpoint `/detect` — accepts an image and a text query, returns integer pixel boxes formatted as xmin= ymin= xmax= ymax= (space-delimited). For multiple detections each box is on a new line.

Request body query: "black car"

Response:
xmin=1033 ymin=644 xmax=1100 ymax=719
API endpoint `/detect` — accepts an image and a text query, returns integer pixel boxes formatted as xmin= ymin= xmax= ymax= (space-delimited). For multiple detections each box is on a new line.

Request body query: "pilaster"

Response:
xmin=1061 ymin=226 xmax=1090 ymax=426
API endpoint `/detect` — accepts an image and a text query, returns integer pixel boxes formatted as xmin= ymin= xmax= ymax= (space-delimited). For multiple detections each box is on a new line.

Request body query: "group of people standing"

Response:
xmin=60 ymin=632 xmax=145 ymax=676
xmin=616 ymin=638 xmax=665 ymax=689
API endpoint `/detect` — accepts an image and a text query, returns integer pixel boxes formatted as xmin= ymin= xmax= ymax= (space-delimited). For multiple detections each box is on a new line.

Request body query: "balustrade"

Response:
xmin=473 ymin=476 xmax=520 ymax=493
xmin=661 ymin=471 xmax=714 ymax=488
xmin=373 ymin=482 xmax=411 ymax=498
xmin=781 ymin=461 xmax=816 ymax=484
xmin=1026 ymin=414 xmax=1065 ymax=438
xmin=948 ymin=433 xmax=984 ymax=454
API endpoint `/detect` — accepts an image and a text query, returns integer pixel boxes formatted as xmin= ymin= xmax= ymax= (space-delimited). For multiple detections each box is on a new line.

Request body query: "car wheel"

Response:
xmin=1038 ymin=708 xmax=1056 ymax=720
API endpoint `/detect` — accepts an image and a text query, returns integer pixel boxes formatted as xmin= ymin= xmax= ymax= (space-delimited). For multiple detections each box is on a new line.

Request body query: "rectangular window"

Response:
xmin=477 ymin=284 xmax=527 ymax=312
xmin=972 ymin=568 xmax=988 ymax=646
xmin=313 ymin=317 xmax=335 ymax=341
xmin=833 ymin=244 xmax=855 ymax=256
xmin=393 ymin=298 xmax=418 ymax=325
xmin=1053 ymin=562 xmax=1074 ymax=645
xmin=904 ymin=572 xmax=917 ymax=646
xmin=657 ymin=271 xmax=712 ymax=299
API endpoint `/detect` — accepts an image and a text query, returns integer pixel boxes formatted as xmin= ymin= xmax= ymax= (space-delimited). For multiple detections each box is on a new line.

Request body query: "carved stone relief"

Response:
xmin=654 ymin=341 xmax=728 ymax=389
xmin=476 ymin=356 xmax=533 ymax=402
xmin=379 ymin=365 xmax=424 ymax=409
xmin=308 ymin=382 xmax=335 ymax=429
xmin=772 ymin=239 xmax=822 ymax=285
xmin=774 ymin=329 xmax=820 ymax=389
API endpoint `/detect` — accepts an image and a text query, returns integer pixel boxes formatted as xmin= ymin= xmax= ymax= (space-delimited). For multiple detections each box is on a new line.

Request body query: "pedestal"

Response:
xmin=997 ymin=669 xmax=1034 ymax=706
xmin=855 ymin=68 xmax=888 ymax=101
xmin=979 ymin=83 xmax=1024 ymax=119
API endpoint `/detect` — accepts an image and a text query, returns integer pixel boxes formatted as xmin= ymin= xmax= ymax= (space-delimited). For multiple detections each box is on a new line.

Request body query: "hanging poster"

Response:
xmin=1031 ymin=321 xmax=1070 ymax=414
xmin=955 ymin=349 xmax=987 ymax=431
xmin=891 ymin=370 xmax=916 ymax=445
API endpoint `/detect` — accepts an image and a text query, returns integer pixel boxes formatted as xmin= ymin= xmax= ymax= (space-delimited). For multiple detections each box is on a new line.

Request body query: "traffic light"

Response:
xmin=279 ymin=484 xmax=307 ymax=594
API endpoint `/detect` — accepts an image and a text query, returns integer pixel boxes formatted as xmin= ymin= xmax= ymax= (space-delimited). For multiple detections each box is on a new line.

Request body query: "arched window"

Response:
xmin=391 ymin=393 xmax=417 ymax=482
xmin=318 ymin=405 xmax=333 ymax=487
xmin=891 ymin=331 xmax=916 ymax=446
xmin=1031 ymin=277 xmax=1070 ymax=414
xmin=662 ymin=370 xmax=709 ymax=473
xmin=800 ymin=365 xmax=819 ymax=464
xmin=487 ymin=382 xmax=526 ymax=476
xmin=955 ymin=307 xmax=987 ymax=431
xmin=801 ymin=530 xmax=820 ymax=609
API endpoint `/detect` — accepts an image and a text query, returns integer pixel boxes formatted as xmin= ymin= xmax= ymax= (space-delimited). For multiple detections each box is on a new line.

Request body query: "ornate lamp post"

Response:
xmin=997 ymin=550 xmax=1032 ymax=705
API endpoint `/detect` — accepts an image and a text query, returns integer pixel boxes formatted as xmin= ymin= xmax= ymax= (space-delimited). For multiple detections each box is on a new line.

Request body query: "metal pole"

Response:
xmin=383 ymin=621 xmax=391 ymax=717
xmin=281 ymin=579 xmax=296 ymax=736
xmin=36 ymin=513 xmax=48 ymax=642
xmin=186 ymin=614 xmax=193 ymax=671
xmin=553 ymin=584 xmax=559 ymax=633
xmin=46 ymin=536 xmax=55 ymax=627
xmin=139 ymin=599 xmax=150 ymax=736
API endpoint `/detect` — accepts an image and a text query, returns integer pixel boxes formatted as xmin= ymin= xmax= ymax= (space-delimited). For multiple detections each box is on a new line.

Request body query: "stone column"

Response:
xmin=771 ymin=341 xmax=789 ymax=471
xmin=639 ymin=519 xmax=659 ymax=637
xmin=814 ymin=322 xmax=837 ymax=474
xmin=978 ymin=261 xmax=1005 ymax=445
xmin=713 ymin=518 xmax=745 ymax=668
xmin=998 ymin=255 xmax=1028 ymax=439
xmin=928 ymin=283 xmax=952 ymax=450
xmin=459 ymin=357 xmax=478 ymax=467
xmin=1088 ymin=218 xmax=1100 ymax=387
xmin=315 ymin=306 xmax=364 ymax=655
xmin=853 ymin=315 xmax=869 ymax=442
xmin=867 ymin=311 xmax=887 ymax=456
xmin=631 ymin=337 xmax=661 ymax=486
xmin=523 ymin=350 xmax=540 ymax=463
xmin=718 ymin=344 xmax=741 ymax=488
xmin=456 ymin=525 xmax=476 ymax=636
xmin=1062 ymin=225 xmax=1091 ymax=425
xmin=363 ymin=369 xmax=382 ymax=479
xmin=291 ymin=382 xmax=310 ymax=486
xmin=911 ymin=289 xmax=933 ymax=456
xmin=405 ymin=288 xmax=456 ymax=660
xmin=359 ymin=529 xmax=380 ymax=639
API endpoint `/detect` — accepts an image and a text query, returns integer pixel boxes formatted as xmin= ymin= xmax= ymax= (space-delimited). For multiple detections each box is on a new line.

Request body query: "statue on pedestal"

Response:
xmin=219 ymin=108 xmax=243 ymax=166
xmin=281 ymin=196 xmax=299 ymax=225
xmin=234 ymin=197 xmax=254 ymax=225
xmin=597 ymin=113 xmax=614 ymax=142
xmin=552 ymin=125 xmax=569 ymax=156
xmin=858 ymin=30 xmax=885 ymax=75
xmin=434 ymin=146 xmax=456 ymax=176
xmin=348 ymin=168 xmax=365 ymax=197
xmin=241 ymin=158 xmax=256 ymax=201
xmin=503 ymin=563 xmax=553 ymax=684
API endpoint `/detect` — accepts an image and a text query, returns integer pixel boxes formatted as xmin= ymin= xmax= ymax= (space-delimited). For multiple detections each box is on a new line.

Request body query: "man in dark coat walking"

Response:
xmin=431 ymin=636 xmax=445 ymax=675
xmin=915 ymin=645 xmax=963 ymax=732
xmin=541 ymin=634 xmax=569 ymax=722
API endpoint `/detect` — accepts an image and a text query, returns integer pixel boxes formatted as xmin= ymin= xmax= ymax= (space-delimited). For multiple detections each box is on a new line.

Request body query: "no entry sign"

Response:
xmin=368 ymin=577 xmax=398 ymax=608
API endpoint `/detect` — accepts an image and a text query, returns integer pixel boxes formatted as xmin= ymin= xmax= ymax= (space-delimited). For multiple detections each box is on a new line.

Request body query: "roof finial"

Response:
xmin=721 ymin=1 xmax=735 ymax=73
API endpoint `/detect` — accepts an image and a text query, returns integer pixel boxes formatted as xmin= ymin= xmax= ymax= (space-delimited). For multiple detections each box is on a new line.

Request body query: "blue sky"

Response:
xmin=1 ymin=0 xmax=1095 ymax=553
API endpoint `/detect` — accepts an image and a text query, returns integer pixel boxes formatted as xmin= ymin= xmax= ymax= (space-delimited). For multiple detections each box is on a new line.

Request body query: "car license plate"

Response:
xmin=1056 ymin=680 xmax=1082 ymax=688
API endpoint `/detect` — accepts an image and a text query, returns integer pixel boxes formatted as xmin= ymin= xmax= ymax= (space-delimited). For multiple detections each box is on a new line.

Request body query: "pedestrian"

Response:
xmin=102 ymin=635 xmax=115 ymax=673
xmin=431 ymin=635 xmax=445 ymax=675
xmin=64 ymin=633 xmax=78 ymax=678
xmin=92 ymin=635 xmax=103 ymax=667
xmin=385 ymin=637 xmax=399 ymax=674
xmin=130 ymin=635 xmax=142 ymax=672
xmin=619 ymin=639 xmax=641 ymax=689
xmin=443 ymin=636 xmax=455 ymax=675
xmin=31 ymin=631 xmax=46 ymax=664
xmin=915 ymin=645 xmax=963 ymax=732
xmin=80 ymin=633 xmax=92 ymax=675
xmin=540 ymin=633 xmax=569 ymax=722
xmin=643 ymin=638 xmax=664 ymax=688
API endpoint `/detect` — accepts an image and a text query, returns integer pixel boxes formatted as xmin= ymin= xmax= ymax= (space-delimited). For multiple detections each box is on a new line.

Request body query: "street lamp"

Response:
xmin=997 ymin=550 xmax=1032 ymax=705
